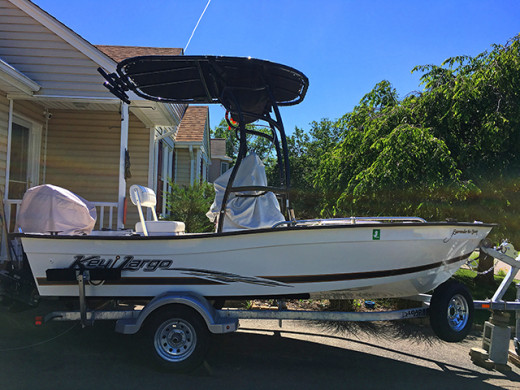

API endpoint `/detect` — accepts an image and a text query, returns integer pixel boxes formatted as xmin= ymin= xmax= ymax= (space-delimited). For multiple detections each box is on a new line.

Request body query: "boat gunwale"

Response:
xmin=14 ymin=221 xmax=496 ymax=241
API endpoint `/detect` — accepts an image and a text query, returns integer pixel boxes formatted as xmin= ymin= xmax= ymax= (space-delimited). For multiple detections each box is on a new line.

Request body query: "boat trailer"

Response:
xmin=470 ymin=243 xmax=520 ymax=369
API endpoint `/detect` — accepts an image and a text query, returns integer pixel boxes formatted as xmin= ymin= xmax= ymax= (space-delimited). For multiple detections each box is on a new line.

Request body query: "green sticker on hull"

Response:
xmin=372 ymin=229 xmax=380 ymax=240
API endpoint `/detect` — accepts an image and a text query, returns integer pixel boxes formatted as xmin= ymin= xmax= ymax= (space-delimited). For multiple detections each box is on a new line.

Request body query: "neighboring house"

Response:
xmin=155 ymin=105 xmax=211 ymax=216
xmin=208 ymin=138 xmax=233 ymax=182
xmin=0 ymin=0 xmax=211 ymax=257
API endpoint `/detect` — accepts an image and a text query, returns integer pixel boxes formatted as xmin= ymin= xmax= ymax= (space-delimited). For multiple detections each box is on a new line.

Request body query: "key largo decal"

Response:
xmin=71 ymin=255 xmax=176 ymax=272
xmin=66 ymin=255 xmax=291 ymax=287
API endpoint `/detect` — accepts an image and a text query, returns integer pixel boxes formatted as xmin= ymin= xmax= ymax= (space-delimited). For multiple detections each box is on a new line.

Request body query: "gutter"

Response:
xmin=0 ymin=59 xmax=41 ymax=95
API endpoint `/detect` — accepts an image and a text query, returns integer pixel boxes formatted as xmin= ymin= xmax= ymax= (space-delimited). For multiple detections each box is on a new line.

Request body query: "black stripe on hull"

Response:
xmin=263 ymin=253 xmax=470 ymax=284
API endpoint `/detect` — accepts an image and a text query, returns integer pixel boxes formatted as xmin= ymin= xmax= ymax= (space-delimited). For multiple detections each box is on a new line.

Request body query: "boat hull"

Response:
xmin=20 ymin=223 xmax=493 ymax=299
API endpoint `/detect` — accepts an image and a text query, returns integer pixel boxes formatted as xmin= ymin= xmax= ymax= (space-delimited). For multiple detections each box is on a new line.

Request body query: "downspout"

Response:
xmin=117 ymin=102 xmax=129 ymax=229
xmin=4 ymin=99 xmax=13 ymax=201
xmin=189 ymin=145 xmax=194 ymax=185
xmin=162 ymin=148 xmax=171 ymax=216
xmin=196 ymin=148 xmax=202 ymax=183
xmin=42 ymin=109 xmax=50 ymax=184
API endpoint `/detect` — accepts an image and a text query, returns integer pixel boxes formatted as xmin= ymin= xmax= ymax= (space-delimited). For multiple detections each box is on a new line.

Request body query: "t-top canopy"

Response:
xmin=99 ymin=55 xmax=309 ymax=124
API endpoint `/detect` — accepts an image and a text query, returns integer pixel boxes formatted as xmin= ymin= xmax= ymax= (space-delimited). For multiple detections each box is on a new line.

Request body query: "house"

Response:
xmin=208 ymin=138 xmax=233 ymax=182
xmin=155 ymin=105 xmax=211 ymax=215
xmin=0 ymin=0 xmax=211 ymax=257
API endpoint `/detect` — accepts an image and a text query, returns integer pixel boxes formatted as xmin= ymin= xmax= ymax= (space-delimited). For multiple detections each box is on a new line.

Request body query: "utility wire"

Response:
xmin=184 ymin=0 xmax=212 ymax=53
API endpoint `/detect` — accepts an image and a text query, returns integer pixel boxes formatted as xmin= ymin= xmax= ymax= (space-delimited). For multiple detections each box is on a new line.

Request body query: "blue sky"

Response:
xmin=34 ymin=0 xmax=520 ymax=134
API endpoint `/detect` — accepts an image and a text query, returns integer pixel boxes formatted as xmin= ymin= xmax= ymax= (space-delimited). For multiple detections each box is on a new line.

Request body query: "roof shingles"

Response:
xmin=95 ymin=45 xmax=183 ymax=63
xmin=176 ymin=106 xmax=208 ymax=142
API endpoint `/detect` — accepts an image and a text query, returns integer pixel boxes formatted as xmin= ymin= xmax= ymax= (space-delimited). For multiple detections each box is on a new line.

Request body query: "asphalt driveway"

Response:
xmin=0 ymin=302 xmax=518 ymax=390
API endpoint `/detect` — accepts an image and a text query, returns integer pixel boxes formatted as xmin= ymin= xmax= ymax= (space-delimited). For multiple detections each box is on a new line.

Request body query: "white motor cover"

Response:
xmin=16 ymin=184 xmax=97 ymax=235
xmin=206 ymin=153 xmax=285 ymax=231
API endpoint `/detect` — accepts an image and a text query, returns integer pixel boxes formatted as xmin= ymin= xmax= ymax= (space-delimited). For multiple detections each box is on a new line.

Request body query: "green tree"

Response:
xmin=211 ymin=118 xmax=274 ymax=163
xmin=164 ymin=181 xmax=215 ymax=233
xmin=316 ymin=81 xmax=470 ymax=218
xmin=315 ymin=35 xmax=520 ymax=244
xmin=277 ymin=120 xmax=342 ymax=218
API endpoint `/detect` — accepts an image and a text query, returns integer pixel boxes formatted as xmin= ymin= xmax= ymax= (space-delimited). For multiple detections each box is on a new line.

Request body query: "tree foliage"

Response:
xmin=210 ymin=35 xmax=520 ymax=242
xmin=164 ymin=181 xmax=215 ymax=233
xmin=211 ymin=118 xmax=274 ymax=162
xmin=315 ymin=80 xmax=471 ymax=217
xmin=314 ymin=35 xmax=520 ymax=242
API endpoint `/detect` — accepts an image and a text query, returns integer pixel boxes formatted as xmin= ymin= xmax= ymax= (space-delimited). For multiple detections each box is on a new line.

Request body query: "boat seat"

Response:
xmin=129 ymin=185 xmax=185 ymax=236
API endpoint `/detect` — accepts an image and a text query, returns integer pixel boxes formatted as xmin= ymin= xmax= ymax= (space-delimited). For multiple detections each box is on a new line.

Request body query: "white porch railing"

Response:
xmin=3 ymin=199 xmax=118 ymax=232
xmin=92 ymin=202 xmax=118 ymax=231
xmin=0 ymin=200 xmax=118 ymax=262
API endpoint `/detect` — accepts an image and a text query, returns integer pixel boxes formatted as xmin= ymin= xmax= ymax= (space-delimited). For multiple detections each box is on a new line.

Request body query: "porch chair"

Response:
xmin=129 ymin=185 xmax=185 ymax=236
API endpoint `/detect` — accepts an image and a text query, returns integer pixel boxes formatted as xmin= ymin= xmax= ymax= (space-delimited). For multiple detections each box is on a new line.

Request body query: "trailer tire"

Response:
xmin=145 ymin=305 xmax=210 ymax=372
xmin=430 ymin=280 xmax=474 ymax=342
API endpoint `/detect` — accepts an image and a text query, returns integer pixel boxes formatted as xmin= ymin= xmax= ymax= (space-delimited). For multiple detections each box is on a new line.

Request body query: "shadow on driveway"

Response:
xmin=0 ymin=304 xmax=518 ymax=389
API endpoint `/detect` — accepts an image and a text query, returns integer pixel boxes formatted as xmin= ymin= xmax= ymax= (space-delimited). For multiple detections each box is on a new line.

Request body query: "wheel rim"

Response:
xmin=446 ymin=294 xmax=469 ymax=331
xmin=154 ymin=318 xmax=197 ymax=362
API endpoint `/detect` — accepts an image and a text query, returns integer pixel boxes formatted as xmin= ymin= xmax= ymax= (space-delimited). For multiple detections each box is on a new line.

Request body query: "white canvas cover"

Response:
xmin=16 ymin=184 xmax=97 ymax=235
xmin=207 ymin=153 xmax=285 ymax=231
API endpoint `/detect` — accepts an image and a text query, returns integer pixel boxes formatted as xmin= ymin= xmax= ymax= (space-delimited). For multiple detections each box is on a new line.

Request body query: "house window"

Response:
xmin=220 ymin=162 xmax=229 ymax=175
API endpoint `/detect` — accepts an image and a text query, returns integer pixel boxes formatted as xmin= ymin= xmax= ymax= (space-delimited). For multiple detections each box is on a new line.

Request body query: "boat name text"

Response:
xmin=70 ymin=255 xmax=175 ymax=272
xmin=443 ymin=229 xmax=479 ymax=243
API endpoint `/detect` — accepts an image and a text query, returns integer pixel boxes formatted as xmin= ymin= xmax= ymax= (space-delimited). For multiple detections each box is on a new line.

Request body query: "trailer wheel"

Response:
xmin=145 ymin=305 xmax=209 ymax=372
xmin=430 ymin=280 xmax=474 ymax=342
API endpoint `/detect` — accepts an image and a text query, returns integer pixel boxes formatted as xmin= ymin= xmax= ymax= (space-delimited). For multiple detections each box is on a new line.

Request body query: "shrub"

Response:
xmin=164 ymin=181 xmax=215 ymax=233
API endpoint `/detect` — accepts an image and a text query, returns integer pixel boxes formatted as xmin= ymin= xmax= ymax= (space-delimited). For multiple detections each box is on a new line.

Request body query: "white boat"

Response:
xmin=20 ymin=219 xmax=491 ymax=300
xmin=6 ymin=56 xmax=493 ymax=302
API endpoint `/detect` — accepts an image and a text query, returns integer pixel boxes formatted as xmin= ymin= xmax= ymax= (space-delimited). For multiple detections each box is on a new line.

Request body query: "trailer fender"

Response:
xmin=115 ymin=292 xmax=238 ymax=335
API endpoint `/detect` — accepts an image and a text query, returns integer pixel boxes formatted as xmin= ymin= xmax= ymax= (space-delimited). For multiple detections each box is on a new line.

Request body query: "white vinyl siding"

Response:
xmin=174 ymin=148 xmax=191 ymax=187
xmin=44 ymin=109 xmax=149 ymax=227
xmin=0 ymin=0 xmax=112 ymax=98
